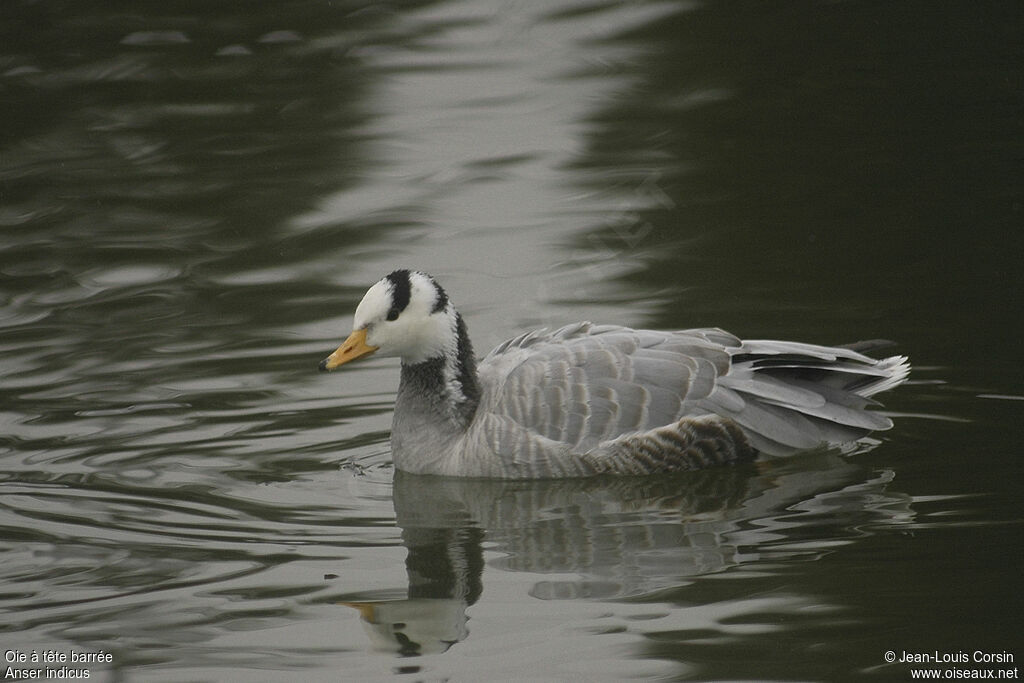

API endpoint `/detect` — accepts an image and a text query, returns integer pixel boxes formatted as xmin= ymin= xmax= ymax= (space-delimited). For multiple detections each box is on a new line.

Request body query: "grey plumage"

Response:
xmin=323 ymin=271 xmax=910 ymax=479
xmin=394 ymin=322 xmax=908 ymax=478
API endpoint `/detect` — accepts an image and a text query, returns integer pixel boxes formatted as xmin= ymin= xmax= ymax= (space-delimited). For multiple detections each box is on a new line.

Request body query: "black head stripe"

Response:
xmin=385 ymin=270 xmax=412 ymax=320
xmin=431 ymin=278 xmax=449 ymax=314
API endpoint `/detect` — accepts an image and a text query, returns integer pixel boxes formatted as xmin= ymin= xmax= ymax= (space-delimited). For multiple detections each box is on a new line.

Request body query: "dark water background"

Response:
xmin=1 ymin=1 xmax=1022 ymax=680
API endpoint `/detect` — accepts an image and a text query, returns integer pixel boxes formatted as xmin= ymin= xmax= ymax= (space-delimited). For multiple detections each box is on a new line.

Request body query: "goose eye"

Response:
xmin=386 ymin=308 xmax=400 ymax=322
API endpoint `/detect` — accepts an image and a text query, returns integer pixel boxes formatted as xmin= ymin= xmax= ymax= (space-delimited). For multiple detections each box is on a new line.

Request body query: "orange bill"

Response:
xmin=319 ymin=328 xmax=378 ymax=371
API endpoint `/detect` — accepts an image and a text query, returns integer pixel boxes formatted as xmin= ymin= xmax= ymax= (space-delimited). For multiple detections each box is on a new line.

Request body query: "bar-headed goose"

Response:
xmin=320 ymin=270 xmax=908 ymax=478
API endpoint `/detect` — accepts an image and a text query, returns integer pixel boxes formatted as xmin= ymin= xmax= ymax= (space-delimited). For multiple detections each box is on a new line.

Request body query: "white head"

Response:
xmin=319 ymin=270 xmax=459 ymax=370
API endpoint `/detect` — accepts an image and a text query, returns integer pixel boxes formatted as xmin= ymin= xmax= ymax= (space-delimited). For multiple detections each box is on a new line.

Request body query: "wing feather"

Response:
xmin=721 ymin=369 xmax=828 ymax=408
xmin=630 ymin=352 xmax=695 ymax=394
xmin=594 ymin=377 xmax=648 ymax=434
xmin=475 ymin=323 xmax=906 ymax=463
xmin=740 ymin=339 xmax=873 ymax=362
xmin=478 ymin=326 xmax=728 ymax=451
xmin=698 ymin=396 xmax=823 ymax=451
xmin=645 ymin=385 xmax=683 ymax=429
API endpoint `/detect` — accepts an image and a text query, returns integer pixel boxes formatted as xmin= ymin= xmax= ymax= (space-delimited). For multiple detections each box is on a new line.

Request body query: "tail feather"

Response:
xmin=712 ymin=340 xmax=910 ymax=456
xmin=854 ymin=355 xmax=910 ymax=397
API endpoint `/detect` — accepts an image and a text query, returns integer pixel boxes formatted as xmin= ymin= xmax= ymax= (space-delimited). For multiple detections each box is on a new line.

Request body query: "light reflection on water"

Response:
xmin=1 ymin=0 xmax=1021 ymax=680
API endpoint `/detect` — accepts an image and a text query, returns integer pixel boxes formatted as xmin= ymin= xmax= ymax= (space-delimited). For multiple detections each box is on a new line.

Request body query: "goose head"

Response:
xmin=319 ymin=270 xmax=460 ymax=370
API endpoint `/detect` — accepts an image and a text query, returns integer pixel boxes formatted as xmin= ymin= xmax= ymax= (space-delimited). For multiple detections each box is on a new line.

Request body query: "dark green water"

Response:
xmin=1 ymin=1 xmax=1021 ymax=681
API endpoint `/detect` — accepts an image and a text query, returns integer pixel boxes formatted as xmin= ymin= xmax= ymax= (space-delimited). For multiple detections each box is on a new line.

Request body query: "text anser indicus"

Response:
xmin=320 ymin=270 xmax=909 ymax=478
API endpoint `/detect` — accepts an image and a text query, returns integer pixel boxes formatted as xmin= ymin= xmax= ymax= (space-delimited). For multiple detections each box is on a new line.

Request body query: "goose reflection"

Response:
xmin=343 ymin=451 xmax=911 ymax=655
xmin=342 ymin=523 xmax=483 ymax=656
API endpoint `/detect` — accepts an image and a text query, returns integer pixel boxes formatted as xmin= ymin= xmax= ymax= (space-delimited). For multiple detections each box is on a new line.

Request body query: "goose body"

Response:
xmin=320 ymin=270 xmax=909 ymax=479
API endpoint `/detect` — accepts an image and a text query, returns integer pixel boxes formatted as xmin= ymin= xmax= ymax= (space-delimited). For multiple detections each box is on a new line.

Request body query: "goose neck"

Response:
xmin=396 ymin=312 xmax=480 ymax=429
